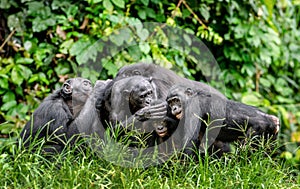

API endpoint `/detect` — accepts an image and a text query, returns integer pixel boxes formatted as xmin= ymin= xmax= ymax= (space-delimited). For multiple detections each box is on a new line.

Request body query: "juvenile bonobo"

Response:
xmin=20 ymin=78 xmax=93 ymax=153
xmin=166 ymin=85 xmax=280 ymax=155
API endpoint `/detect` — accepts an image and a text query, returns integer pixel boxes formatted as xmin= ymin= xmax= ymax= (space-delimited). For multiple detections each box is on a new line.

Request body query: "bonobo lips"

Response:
xmin=176 ymin=111 xmax=183 ymax=119
xmin=157 ymin=131 xmax=167 ymax=137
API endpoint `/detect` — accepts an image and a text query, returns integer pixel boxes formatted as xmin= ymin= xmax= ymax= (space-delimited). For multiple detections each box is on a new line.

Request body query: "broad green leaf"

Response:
xmin=16 ymin=57 xmax=33 ymax=65
xmin=7 ymin=13 xmax=25 ymax=32
xmin=140 ymin=0 xmax=149 ymax=6
xmin=0 ymin=78 xmax=9 ymax=89
xmin=199 ymin=4 xmax=210 ymax=20
xmin=3 ymin=91 xmax=15 ymax=103
xmin=19 ymin=65 xmax=33 ymax=80
xmin=260 ymin=78 xmax=271 ymax=88
xmin=111 ymin=0 xmax=124 ymax=8
xmin=55 ymin=63 xmax=71 ymax=75
xmin=11 ymin=67 xmax=23 ymax=85
xmin=70 ymin=38 xmax=103 ymax=65
xmin=128 ymin=45 xmax=142 ymax=60
xmin=241 ymin=93 xmax=261 ymax=106
xmin=139 ymin=42 xmax=150 ymax=54
xmin=138 ymin=9 xmax=146 ymax=20
xmin=103 ymin=0 xmax=113 ymax=11
xmin=1 ymin=100 xmax=17 ymax=111
xmin=38 ymin=72 xmax=49 ymax=85
xmin=137 ymin=28 xmax=149 ymax=41
xmin=103 ymin=61 xmax=118 ymax=76
xmin=175 ymin=54 xmax=184 ymax=67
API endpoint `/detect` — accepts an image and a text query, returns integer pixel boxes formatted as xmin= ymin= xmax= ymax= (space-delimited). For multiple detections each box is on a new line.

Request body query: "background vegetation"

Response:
xmin=0 ymin=0 xmax=300 ymax=185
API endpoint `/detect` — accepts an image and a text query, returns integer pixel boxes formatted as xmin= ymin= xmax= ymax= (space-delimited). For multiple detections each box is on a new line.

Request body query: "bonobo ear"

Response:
xmin=123 ymin=89 xmax=131 ymax=100
xmin=61 ymin=80 xmax=73 ymax=99
xmin=184 ymin=88 xmax=194 ymax=96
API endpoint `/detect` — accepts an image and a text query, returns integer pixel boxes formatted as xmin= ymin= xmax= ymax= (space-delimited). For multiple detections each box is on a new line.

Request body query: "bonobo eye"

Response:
xmin=82 ymin=80 xmax=92 ymax=90
xmin=133 ymin=70 xmax=141 ymax=75
xmin=83 ymin=80 xmax=91 ymax=86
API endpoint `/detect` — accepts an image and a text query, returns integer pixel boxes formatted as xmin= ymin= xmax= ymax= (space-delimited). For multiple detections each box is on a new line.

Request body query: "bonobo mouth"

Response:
xmin=176 ymin=111 xmax=183 ymax=119
xmin=157 ymin=131 xmax=168 ymax=137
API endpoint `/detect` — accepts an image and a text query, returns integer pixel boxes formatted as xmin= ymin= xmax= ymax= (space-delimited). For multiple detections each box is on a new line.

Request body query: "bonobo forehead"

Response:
xmin=116 ymin=63 xmax=157 ymax=78
xmin=64 ymin=78 xmax=93 ymax=94
xmin=133 ymin=78 xmax=153 ymax=92
xmin=167 ymin=85 xmax=186 ymax=99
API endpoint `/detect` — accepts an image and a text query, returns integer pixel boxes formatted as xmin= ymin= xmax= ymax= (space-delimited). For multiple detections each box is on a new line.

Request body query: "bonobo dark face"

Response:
xmin=154 ymin=120 xmax=168 ymax=137
xmin=62 ymin=78 xmax=93 ymax=116
xmin=129 ymin=79 xmax=154 ymax=109
xmin=167 ymin=96 xmax=183 ymax=120
xmin=167 ymin=86 xmax=195 ymax=120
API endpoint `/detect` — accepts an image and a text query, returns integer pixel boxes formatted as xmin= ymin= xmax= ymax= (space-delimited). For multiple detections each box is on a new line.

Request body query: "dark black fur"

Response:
xmin=166 ymin=85 xmax=280 ymax=156
xmin=19 ymin=78 xmax=93 ymax=153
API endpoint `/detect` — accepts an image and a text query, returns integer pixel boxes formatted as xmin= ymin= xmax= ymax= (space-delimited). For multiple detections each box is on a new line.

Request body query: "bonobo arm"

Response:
xmin=20 ymin=90 xmax=73 ymax=150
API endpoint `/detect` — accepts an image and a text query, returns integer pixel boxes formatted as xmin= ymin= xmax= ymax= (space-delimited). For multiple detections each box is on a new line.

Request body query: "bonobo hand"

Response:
xmin=135 ymin=101 xmax=167 ymax=121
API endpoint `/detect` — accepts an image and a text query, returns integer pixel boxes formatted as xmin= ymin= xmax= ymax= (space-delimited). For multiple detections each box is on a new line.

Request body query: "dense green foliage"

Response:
xmin=0 ymin=0 xmax=300 ymax=166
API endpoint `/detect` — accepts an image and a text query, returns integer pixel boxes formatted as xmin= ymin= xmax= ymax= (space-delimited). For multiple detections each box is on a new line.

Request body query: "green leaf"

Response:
xmin=241 ymin=93 xmax=261 ymax=106
xmin=1 ymin=100 xmax=17 ymax=111
xmin=19 ymin=65 xmax=33 ymax=80
xmin=70 ymin=38 xmax=103 ymax=65
xmin=140 ymin=0 xmax=149 ymax=6
xmin=38 ymin=72 xmax=49 ymax=85
xmin=139 ymin=42 xmax=150 ymax=54
xmin=137 ymin=28 xmax=149 ymax=41
xmin=16 ymin=57 xmax=34 ymax=65
xmin=0 ymin=78 xmax=9 ymax=89
xmin=260 ymin=78 xmax=271 ymax=88
xmin=55 ymin=63 xmax=71 ymax=75
xmin=3 ymin=91 xmax=15 ymax=103
xmin=103 ymin=0 xmax=113 ymax=11
xmin=11 ymin=66 xmax=23 ymax=85
xmin=138 ymin=9 xmax=146 ymax=20
xmin=199 ymin=4 xmax=210 ymax=20
xmin=111 ymin=0 xmax=124 ymax=8
xmin=103 ymin=61 xmax=118 ymax=76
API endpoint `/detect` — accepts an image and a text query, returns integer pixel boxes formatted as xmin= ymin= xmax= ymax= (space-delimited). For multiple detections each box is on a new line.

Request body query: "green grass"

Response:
xmin=0 ymin=133 xmax=299 ymax=189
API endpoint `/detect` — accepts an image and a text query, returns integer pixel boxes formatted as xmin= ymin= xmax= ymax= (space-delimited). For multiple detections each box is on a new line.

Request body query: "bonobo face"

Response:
xmin=167 ymin=96 xmax=183 ymax=120
xmin=62 ymin=78 xmax=93 ymax=103
xmin=130 ymin=79 xmax=154 ymax=108
xmin=154 ymin=120 xmax=168 ymax=137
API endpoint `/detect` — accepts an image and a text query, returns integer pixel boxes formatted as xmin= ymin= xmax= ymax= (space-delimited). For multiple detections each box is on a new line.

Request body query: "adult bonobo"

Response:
xmin=19 ymin=78 xmax=93 ymax=153
xmin=97 ymin=76 xmax=167 ymax=129
xmin=115 ymin=62 xmax=226 ymax=99
xmin=166 ymin=85 xmax=280 ymax=155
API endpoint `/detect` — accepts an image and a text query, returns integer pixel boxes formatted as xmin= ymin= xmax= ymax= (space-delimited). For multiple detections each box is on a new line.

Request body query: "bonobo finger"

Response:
xmin=149 ymin=111 xmax=167 ymax=117
xmin=148 ymin=104 xmax=167 ymax=111
xmin=149 ymin=102 xmax=167 ymax=109
xmin=150 ymin=115 xmax=166 ymax=119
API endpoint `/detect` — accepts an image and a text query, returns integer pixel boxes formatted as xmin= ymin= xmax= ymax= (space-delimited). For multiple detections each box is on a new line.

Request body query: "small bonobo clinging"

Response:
xmin=166 ymin=85 xmax=280 ymax=144
xmin=19 ymin=78 xmax=93 ymax=153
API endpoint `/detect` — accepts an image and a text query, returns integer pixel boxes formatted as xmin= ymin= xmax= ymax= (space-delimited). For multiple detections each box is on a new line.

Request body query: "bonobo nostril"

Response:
xmin=157 ymin=125 xmax=164 ymax=130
